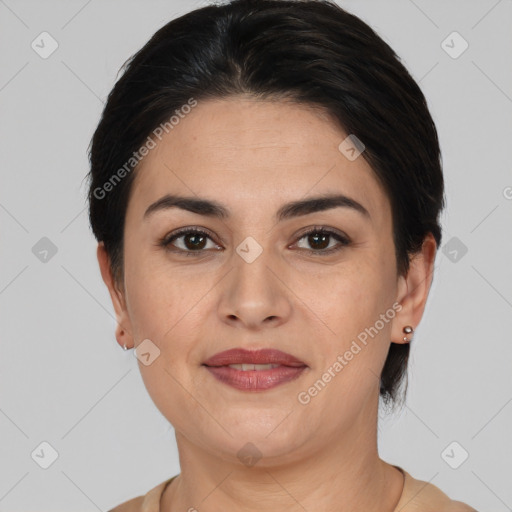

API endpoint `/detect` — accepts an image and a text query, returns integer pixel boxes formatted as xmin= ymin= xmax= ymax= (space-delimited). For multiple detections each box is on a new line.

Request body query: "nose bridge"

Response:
xmin=219 ymin=233 xmax=290 ymax=327
xmin=233 ymin=234 xmax=277 ymax=300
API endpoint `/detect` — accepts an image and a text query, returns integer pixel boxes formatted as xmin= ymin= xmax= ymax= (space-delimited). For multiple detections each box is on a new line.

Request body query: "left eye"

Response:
xmin=294 ymin=228 xmax=350 ymax=254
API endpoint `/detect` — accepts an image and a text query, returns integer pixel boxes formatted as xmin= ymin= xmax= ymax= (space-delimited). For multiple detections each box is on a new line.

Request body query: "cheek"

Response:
xmin=122 ymin=235 xmax=191 ymax=333
xmin=301 ymin=279 xmax=395 ymax=417
xmin=304 ymin=252 xmax=397 ymax=398
xmin=126 ymin=275 xmax=199 ymax=343
xmin=315 ymin=257 xmax=394 ymax=336
xmin=123 ymin=251 xmax=219 ymax=375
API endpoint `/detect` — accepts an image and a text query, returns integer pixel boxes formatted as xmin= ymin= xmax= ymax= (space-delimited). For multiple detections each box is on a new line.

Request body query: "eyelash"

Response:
xmin=158 ymin=226 xmax=351 ymax=257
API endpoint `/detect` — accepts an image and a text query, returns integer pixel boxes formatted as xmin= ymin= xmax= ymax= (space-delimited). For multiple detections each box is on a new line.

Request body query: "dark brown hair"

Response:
xmin=87 ymin=0 xmax=445 ymax=405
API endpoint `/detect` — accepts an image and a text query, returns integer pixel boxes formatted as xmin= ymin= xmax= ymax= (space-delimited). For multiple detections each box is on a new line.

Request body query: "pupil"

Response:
xmin=310 ymin=233 xmax=329 ymax=250
xmin=185 ymin=234 xmax=206 ymax=250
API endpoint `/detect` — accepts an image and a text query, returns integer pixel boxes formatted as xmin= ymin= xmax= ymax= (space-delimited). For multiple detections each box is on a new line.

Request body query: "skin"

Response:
xmin=97 ymin=96 xmax=436 ymax=512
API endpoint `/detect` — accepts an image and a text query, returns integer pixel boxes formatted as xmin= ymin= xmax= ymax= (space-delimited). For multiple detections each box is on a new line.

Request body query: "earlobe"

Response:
xmin=391 ymin=233 xmax=437 ymax=344
xmin=96 ymin=242 xmax=134 ymax=350
xmin=115 ymin=323 xmax=132 ymax=351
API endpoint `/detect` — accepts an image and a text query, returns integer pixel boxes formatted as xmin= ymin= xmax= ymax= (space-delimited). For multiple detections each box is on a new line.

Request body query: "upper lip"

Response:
xmin=203 ymin=348 xmax=307 ymax=367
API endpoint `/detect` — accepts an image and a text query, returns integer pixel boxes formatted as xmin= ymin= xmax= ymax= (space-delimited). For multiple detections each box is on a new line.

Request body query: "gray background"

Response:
xmin=1 ymin=0 xmax=511 ymax=510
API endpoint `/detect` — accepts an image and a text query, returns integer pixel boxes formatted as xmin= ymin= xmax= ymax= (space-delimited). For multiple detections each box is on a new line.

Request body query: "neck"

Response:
xmin=161 ymin=403 xmax=404 ymax=511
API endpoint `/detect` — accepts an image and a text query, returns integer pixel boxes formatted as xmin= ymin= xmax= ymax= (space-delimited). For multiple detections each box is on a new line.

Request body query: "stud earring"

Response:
xmin=118 ymin=329 xmax=130 ymax=350
xmin=402 ymin=325 xmax=414 ymax=342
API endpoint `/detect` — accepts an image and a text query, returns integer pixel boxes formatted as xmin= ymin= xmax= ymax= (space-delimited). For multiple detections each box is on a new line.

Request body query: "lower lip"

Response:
xmin=204 ymin=365 xmax=307 ymax=391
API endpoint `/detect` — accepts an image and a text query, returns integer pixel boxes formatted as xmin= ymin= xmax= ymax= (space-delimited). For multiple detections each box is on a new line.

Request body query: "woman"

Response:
xmin=87 ymin=0 xmax=478 ymax=510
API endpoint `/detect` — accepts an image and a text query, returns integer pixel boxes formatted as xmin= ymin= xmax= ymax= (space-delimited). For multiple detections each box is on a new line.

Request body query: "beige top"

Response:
xmin=108 ymin=467 xmax=478 ymax=512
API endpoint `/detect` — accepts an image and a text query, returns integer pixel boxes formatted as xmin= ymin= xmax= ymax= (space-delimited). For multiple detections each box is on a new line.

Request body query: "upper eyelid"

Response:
xmin=165 ymin=226 xmax=219 ymax=243
xmin=294 ymin=225 xmax=349 ymax=240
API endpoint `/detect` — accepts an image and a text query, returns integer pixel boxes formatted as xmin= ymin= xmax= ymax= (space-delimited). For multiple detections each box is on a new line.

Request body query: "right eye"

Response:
xmin=159 ymin=227 xmax=222 ymax=256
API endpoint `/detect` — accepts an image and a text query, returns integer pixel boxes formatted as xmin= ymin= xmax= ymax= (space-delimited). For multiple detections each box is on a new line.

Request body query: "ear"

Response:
xmin=391 ymin=233 xmax=437 ymax=344
xmin=97 ymin=242 xmax=134 ymax=349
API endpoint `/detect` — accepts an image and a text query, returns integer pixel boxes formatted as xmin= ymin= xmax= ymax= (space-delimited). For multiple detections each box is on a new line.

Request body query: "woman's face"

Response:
xmin=103 ymin=97 xmax=415 ymax=463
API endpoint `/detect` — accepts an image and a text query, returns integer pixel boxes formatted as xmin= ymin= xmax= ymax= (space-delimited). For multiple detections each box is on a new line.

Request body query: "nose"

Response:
xmin=217 ymin=243 xmax=292 ymax=331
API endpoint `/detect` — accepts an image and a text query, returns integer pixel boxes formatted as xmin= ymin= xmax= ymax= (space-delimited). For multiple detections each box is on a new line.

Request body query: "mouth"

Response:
xmin=202 ymin=348 xmax=308 ymax=391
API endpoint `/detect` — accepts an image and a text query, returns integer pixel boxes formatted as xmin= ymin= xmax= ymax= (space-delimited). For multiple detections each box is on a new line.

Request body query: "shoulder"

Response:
xmin=107 ymin=476 xmax=177 ymax=512
xmin=395 ymin=468 xmax=478 ymax=512
xmin=108 ymin=496 xmax=144 ymax=512
xmin=108 ymin=495 xmax=144 ymax=512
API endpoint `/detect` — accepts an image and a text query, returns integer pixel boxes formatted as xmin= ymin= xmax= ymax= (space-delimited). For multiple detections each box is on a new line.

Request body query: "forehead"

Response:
xmin=127 ymin=97 xmax=390 ymax=224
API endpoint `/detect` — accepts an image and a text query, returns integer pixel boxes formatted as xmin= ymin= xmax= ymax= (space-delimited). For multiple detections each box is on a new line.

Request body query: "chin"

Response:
xmin=192 ymin=416 xmax=312 ymax=465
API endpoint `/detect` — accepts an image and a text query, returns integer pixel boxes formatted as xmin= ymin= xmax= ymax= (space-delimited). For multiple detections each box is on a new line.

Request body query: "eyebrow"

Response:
xmin=143 ymin=193 xmax=370 ymax=222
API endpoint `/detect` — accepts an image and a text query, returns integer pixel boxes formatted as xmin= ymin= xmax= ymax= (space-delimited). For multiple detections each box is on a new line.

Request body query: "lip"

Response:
xmin=203 ymin=348 xmax=306 ymax=367
xmin=202 ymin=348 xmax=308 ymax=391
